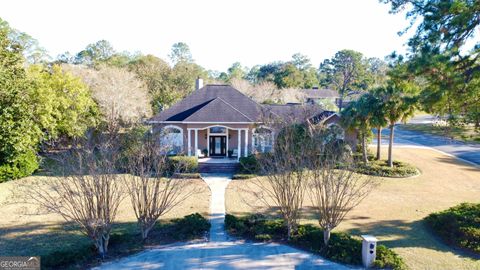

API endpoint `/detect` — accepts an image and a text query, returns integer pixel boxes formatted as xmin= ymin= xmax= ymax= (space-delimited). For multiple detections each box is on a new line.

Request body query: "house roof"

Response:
xmin=149 ymin=84 xmax=331 ymax=124
xmin=149 ymin=84 xmax=264 ymax=123
xmin=302 ymin=88 xmax=339 ymax=99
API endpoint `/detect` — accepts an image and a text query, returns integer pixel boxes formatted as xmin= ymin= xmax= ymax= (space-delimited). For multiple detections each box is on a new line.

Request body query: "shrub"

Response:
xmin=171 ymin=213 xmax=210 ymax=240
xmin=168 ymin=156 xmax=198 ymax=174
xmin=355 ymin=160 xmax=418 ymax=178
xmin=425 ymin=203 xmax=480 ymax=254
xmin=374 ymin=245 xmax=408 ymax=270
xmin=0 ymin=151 xmax=39 ymax=182
xmin=232 ymin=174 xmax=256 ymax=180
xmin=172 ymin=172 xmax=201 ymax=179
xmin=238 ymin=155 xmax=260 ymax=174
xmin=226 ymin=214 xmax=406 ymax=268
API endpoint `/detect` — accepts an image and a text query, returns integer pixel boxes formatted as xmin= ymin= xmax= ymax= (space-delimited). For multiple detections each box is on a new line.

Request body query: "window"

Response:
xmin=160 ymin=126 xmax=183 ymax=154
xmin=253 ymin=127 xmax=273 ymax=153
xmin=209 ymin=126 xmax=227 ymax=134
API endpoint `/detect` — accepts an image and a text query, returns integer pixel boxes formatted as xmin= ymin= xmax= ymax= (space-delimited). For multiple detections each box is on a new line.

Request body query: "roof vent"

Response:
xmin=195 ymin=77 xmax=203 ymax=90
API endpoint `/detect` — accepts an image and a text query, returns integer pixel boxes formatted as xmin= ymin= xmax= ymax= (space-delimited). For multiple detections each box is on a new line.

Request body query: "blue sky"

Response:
xmin=1 ymin=0 xmax=411 ymax=71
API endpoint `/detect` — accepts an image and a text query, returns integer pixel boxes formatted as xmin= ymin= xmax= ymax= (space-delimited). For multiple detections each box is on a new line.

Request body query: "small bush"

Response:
xmin=168 ymin=156 xmax=198 ymax=174
xmin=171 ymin=213 xmax=210 ymax=240
xmin=232 ymin=174 xmax=256 ymax=180
xmin=425 ymin=203 xmax=480 ymax=254
xmin=172 ymin=172 xmax=201 ymax=179
xmin=356 ymin=160 xmax=419 ymax=178
xmin=226 ymin=214 xmax=406 ymax=269
xmin=0 ymin=151 xmax=39 ymax=182
xmin=238 ymin=155 xmax=260 ymax=174
xmin=374 ymin=245 xmax=408 ymax=270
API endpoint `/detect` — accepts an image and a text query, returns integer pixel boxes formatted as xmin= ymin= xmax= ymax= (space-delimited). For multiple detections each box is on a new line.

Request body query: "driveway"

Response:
xmin=95 ymin=174 xmax=351 ymax=270
xmin=381 ymin=125 xmax=480 ymax=166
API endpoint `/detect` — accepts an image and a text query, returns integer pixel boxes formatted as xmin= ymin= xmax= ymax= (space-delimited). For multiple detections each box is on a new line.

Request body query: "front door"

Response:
xmin=209 ymin=136 xmax=226 ymax=156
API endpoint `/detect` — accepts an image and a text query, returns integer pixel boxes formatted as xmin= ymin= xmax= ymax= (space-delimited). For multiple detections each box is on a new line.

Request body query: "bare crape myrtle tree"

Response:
xmin=125 ymin=132 xmax=197 ymax=241
xmin=306 ymin=126 xmax=378 ymax=245
xmin=250 ymin=108 xmax=315 ymax=239
xmin=20 ymin=131 xmax=126 ymax=258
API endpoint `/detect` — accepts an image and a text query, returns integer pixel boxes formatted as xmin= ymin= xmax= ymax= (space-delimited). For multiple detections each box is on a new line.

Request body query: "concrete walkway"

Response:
xmin=95 ymin=173 xmax=351 ymax=270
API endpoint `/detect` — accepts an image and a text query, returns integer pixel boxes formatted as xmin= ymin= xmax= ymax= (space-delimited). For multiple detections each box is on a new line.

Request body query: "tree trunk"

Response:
xmin=376 ymin=127 xmax=382 ymax=160
xmin=323 ymin=228 xmax=331 ymax=246
xmin=95 ymin=237 xmax=108 ymax=259
xmin=388 ymin=124 xmax=394 ymax=168
xmin=141 ymin=222 xmax=156 ymax=241
xmin=362 ymin=133 xmax=368 ymax=164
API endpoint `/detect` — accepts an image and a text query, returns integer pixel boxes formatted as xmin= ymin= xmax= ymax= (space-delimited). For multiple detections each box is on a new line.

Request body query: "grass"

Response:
xmin=0 ymin=176 xmax=210 ymax=269
xmin=225 ymin=147 xmax=480 ymax=270
xmin=402 ymin=123 xmax=480 ymax=144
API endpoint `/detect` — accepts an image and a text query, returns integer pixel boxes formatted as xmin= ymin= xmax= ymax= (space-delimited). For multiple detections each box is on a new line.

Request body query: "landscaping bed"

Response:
xmin=43 ymin=213 xmax=210 ymax=269
xmin=425 ymin=203 xmax=480 ymax=255
xmin=225 ymin=214 xmax=407 ymax=270
xmin=355 ymin=159 xmax=419 ymax=178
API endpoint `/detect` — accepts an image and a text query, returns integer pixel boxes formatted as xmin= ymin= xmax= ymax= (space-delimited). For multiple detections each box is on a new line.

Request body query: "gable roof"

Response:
xmin=148 ymin=84 xmax=331 ymax=124
xmin=149 ymin=84 xmax=264 ymax=123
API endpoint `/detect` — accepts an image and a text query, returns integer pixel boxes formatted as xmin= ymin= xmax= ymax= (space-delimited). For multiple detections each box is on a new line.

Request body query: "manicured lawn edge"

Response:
xmin=424 ymin=203 xmax=480 ymax=256
xmin=225 ymin=214 xmax=407 ymax=270
xmin=41 ymin=213 xmax=210 ymax=269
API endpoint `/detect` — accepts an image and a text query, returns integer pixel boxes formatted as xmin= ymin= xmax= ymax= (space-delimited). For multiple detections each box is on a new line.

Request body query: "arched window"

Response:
xmin=253 ymin=126 xmax=274 ymax=153
xmin=160 ymin=125 xmax=183 ymax=154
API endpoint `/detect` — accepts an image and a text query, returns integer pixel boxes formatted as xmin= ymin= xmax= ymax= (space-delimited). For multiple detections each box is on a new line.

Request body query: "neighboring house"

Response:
xmin=302 ymin=87 xmax=363 ymax=109
xmin=302 ymin=87 xmax=340 ymax=107
xmin=148 ymin=79 xmax=354 ymax=160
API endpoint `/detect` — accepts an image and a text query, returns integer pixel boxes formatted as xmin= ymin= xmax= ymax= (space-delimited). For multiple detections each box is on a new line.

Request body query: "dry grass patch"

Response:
xmin=0 ymin=176 xmax=209 ymax=260
xmin=226 ymin=147 xmax=480 ymax=270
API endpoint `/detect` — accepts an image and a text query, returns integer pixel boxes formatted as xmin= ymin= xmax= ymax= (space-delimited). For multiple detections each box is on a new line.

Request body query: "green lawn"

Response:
xmin=226 ymin=147 xmax=480 ymax=270
xmin=402 ymin=123 xmax=480 ymax=144
xmin=0 ymin=176 xmax=210 ymax=269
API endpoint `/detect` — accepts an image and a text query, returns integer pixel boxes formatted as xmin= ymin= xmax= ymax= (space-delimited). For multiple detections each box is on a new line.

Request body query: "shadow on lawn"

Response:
xmin=0 ymin=218 xmax=207 ymax=269
xmin=342 ymin=217 xmax=480 ymax=261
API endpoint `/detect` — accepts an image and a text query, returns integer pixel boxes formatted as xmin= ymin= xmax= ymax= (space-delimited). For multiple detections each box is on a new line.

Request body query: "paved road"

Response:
xmin=95 ymin=174 xmax=351 ymax=270
xmin=381 ymin=125 xmax=480 ymax=166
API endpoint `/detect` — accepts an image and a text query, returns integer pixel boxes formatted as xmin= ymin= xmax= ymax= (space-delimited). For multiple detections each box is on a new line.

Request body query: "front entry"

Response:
xmin=209 ymin=136 xmax=226 ymax=157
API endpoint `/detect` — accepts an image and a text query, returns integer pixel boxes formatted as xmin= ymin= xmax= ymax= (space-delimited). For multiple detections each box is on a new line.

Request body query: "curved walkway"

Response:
xmin=95 ymin=173 xmax=350 ymax=270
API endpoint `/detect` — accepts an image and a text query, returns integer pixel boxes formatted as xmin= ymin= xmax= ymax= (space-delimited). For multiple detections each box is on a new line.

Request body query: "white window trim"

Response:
xmin=161 ymin=125 xmax=184 ymax=153
xmin=252 ymin=126 xmax=274 ymax=153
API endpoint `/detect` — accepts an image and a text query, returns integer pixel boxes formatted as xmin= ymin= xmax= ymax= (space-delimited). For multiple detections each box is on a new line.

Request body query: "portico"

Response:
xmin=186 ymin=125 xmax=250 ymax=160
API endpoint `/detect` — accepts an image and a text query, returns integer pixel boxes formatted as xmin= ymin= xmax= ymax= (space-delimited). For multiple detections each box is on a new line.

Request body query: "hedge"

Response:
xmin=355 ymin=160 xmax=419 ymax=178
xmin=167 ymin=156 xmax=198 ymax=174
xmin=0 ymin=150 xmax=39 ymax=182
xmin=425 ymin=203 xmax=480 ymax=254
xmin=225 ymin=214 xmax=407 ymax=269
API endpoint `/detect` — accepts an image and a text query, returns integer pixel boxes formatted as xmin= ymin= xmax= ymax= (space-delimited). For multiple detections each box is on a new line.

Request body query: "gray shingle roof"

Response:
xmin=302 ymin=88 xmax=339 ymax=98
xmin=149 ymin=84 xmax=264 ymax=122
xmin=149 ymin=84 xmax=328 ymax=124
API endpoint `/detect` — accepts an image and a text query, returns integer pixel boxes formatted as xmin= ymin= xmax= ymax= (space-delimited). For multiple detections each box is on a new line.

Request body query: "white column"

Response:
xmin=207 ymin=129 xmax=210 ymax=157
xmin=237 ymin=129 xmax=241 ymax=160
xmin=226 ymin=128 xmax=229 ymax=157
xmin=194 ymin=129 xmax=198 ymax=157
xmin=187 ymin=129 xmax=191 ymax=156
xmin=244 ymin=128 xmax=248 ymax=157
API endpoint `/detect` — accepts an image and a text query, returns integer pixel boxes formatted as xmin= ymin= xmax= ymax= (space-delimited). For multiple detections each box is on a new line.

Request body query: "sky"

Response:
xmin=1 ymin=0 xmax=412 ymax=71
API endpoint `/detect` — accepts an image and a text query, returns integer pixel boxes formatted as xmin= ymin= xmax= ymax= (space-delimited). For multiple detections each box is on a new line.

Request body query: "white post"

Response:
xmin=207 ymin=128 xmax=210 ymax=157
xmin=194 ymin=129 xmax=198 ymax=158
xmin=244 ymin=128 xmax=248 ymax=157
xmin=361 ymin=235 xmax=378 ymax=268
xmin=237 ymin=129 xmax=241 ymax=160
xmin=187 ymin=129 xmax=191 ymax=156
xmin=226 ymin=128 xmax=229 ymax=157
